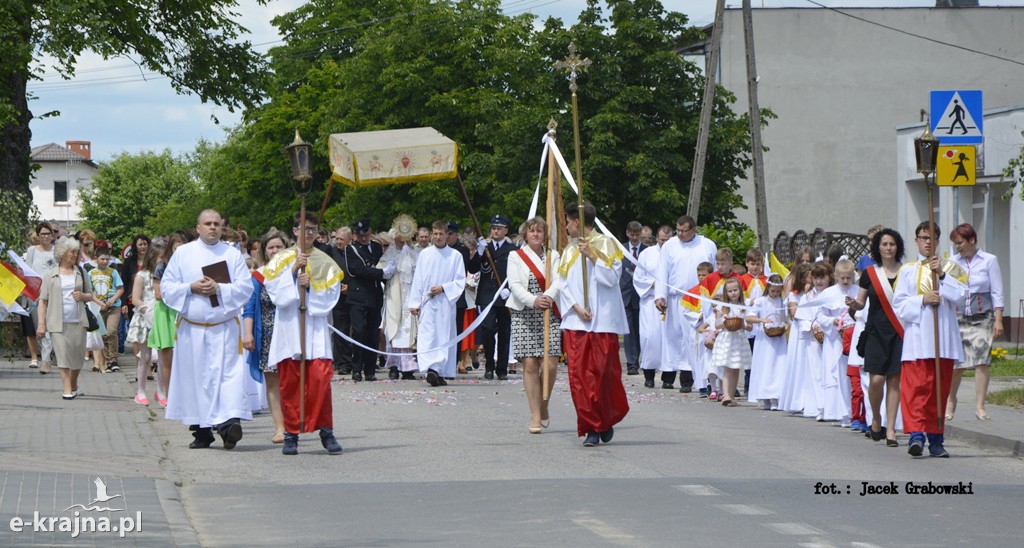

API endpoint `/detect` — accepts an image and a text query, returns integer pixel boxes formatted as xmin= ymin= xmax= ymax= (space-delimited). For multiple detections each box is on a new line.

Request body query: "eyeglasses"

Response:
xmin=916 ymin=235 xmax=932 ymax=242
xmin=295 ymin=226 xmax=320 ymax=234
xmin=38 ymin=231 xmax=52 ymax=236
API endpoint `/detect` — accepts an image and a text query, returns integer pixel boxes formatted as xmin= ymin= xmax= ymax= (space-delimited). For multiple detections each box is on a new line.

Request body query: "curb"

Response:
xmin=946 ymin=424 xmax=1023 ymax=458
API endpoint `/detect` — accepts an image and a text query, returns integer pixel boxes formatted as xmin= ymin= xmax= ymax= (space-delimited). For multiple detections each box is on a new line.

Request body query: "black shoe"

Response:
xmin=364 ymin=374 xmax=377 ymax=382
xmin=484 ymin=371 xmax=494 ymax=380
xmin=426 ymin=370 xmax=441 ymax=387
xmin=497 ymin=374 xmax=508 ymax=381
xmin=320 ymin=429 xmax=343 ymax=454
xmin=662 ymin=382 xmax=674 ymax=389
xmin=679 ymin=385 xmax=692 ymax=394
xmin=644 ymin=379 xmax=655 ymax=388
xmin=472 ymin=362 xmax=480 ymax=370
xmin=352 ymin=371 xmax=363 ymax=382
xmin=599 ymin=427 xmax=614 ymax=444
xmin=282 ymin=433 xmax=298 ymax=455
xmin=869 ymin=425 xmax=886 ymax=442
xmin=388 ymin=367 xmax=400 ymax=380
xmin=219 ymin=422 xmax=243 ymax=450
xmin=626 ymin=366 xmax=639 ymax=376
xmin=189 ymin=427 xmax=214 ymax=449
xmin=400 ymin=372 xmax=416 ymax=380
xmin=583 ymin=432 xmax=600 ymax=447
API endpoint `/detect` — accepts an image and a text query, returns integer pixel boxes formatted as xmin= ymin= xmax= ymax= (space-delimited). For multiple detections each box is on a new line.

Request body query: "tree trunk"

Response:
xmin=1 ymin=1 xmax=34 ymax=199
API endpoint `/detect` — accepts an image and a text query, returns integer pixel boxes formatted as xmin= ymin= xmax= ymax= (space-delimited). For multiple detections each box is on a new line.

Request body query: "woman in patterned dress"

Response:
xmin=506 ymin=217 xmax=561 ymax=433
xmin=243 ymin=230 xmax=290 ymax=443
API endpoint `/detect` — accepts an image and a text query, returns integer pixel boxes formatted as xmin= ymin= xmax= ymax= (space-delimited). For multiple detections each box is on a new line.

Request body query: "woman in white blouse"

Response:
xmin=947 ymin=223 xmax=1003 ymax=421
xmin=506 ymin=217 xmax=561 ymax=433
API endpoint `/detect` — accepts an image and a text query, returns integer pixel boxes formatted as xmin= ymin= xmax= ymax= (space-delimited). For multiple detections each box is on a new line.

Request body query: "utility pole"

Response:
xmin=743 ymin=0 xmax=770 ymax=252
xmin=686 ymin=0 xmax=725 ymax=223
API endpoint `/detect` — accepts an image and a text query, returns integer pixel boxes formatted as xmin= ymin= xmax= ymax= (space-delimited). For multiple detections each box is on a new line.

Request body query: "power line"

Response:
xmin=804 ymin=0 xmax=1024 ymax=68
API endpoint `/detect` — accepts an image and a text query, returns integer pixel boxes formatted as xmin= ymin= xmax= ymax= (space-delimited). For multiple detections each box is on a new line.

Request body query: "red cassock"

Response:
xmin=900 ymin=358 xmax=953 ymax=434
xmin=564 ymin=331 xmax=630 ymax=437
xmin=278 ymin=358 xmax=335 ymax=433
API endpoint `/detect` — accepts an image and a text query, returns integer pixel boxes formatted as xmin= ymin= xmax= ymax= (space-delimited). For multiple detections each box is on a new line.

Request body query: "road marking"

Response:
xmin=850 ymin=543 xmax=885 ymax=548
xmin=572 ymin=518 xmax=635 ymax=545
xmin=764 ymin=522 xmax=826 ymax=535
xmin=714 ymin=503 xmax=772 ymax=515
xmin=674 ymin=484 xmax=725 ymax=496
xmin=798 ymin=541 xmax=836 ymax=548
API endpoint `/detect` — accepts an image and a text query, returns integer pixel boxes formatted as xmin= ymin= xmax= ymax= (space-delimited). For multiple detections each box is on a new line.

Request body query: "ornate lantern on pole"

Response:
xmin=286 ymin=128 xmax=313 ymax=431
xmin=913 ymin=123 xmax=945 ymax=427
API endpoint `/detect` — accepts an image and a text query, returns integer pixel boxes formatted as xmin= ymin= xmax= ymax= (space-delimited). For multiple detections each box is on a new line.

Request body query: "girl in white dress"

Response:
xmin=125 ymin=243 xmax=160 ymax=406
xmin=746 ymin=274 xmax=788 ymax=410
xmin=710 ymin=278 xmax=752 ymax=406
xmin=779 ymin=263 xmax=813 ymax=414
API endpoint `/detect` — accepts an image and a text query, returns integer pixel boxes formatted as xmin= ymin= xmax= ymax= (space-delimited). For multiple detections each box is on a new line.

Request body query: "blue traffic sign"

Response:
xmin=930 ymin=90 xmax=983 ymax=145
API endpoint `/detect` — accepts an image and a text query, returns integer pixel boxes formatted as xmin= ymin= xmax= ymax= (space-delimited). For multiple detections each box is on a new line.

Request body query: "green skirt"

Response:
xmin=147 ymin=300 xmax=177 ymax=349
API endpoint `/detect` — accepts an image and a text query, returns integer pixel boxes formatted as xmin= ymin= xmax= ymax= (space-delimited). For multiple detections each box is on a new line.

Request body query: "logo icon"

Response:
xmin=63 ymin=478 xmax=123 ymax=512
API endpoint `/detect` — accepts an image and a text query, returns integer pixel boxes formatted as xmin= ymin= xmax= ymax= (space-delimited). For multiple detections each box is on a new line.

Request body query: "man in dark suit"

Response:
xmin=328 ymin=226 xmax=353 ymax=375
xmin=620 ymin=221 xmax=646 ymax=376
xmin=468 ymin=214 xmax=515 ymax=380
xmin=344 ymin=219 xmax=395 ymax=382
xmin=447 ymin=221 xmax=472 ymax=375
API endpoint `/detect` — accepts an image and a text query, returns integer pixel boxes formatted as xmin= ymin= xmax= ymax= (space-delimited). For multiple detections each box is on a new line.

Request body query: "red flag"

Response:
xmin=5 ymin=251 xmax=42 ymax=301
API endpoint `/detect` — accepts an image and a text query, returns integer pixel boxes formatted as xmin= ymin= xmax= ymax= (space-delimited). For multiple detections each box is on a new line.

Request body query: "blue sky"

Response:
xmin=28 ymin=0 xmax=975 ymax=162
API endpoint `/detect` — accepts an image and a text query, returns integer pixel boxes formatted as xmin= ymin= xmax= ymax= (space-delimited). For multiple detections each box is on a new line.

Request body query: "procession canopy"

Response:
xmin=328 ymin=127 xmax=459 ymax=188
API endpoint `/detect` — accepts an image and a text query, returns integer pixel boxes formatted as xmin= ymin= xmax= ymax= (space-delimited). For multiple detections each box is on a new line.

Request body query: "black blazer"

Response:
xmin=343 ymin=240 xmax=385 ymax=308
xmin=619 ymin=241 xmax=647 ymax=308
xmin=328 ymin=246 xmax=350 ymax=307
xmin=468 ymin=239 xmax=516 ymax=307
xmin=450 ymin=240 xmax=471 ymax=310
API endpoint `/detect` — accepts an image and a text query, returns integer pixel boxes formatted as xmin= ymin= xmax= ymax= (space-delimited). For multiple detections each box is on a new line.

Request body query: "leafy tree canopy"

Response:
xmin=78 ymin=149 xmax=201 ymax=247
xmin=1 ymin=0 xmax=269 ymax=242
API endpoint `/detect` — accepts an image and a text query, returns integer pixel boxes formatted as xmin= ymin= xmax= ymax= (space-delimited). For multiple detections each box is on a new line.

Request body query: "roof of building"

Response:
xmin=30 ymin=143 xmax=97 ymax=166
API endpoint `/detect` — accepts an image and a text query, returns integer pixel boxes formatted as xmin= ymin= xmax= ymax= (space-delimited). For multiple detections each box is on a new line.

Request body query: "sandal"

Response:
xmin=975 ymin=411 xmax=991 ymax=421
xmin=708 ymin=391 xmax=719 ymax=401
xmin=721 ymin=399 xmax=737 ymax=407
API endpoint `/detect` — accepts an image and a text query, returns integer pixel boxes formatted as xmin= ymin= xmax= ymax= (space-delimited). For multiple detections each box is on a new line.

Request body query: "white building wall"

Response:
xmin=30 ymin=161 xmax=94 ymax=227
xmin=716 ymin=7 xmax=1024 ymax=237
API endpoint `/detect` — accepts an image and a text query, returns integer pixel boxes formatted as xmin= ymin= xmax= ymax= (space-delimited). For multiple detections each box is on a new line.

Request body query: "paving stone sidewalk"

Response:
xmin=0 ymin=355 xmax=198 ymax=547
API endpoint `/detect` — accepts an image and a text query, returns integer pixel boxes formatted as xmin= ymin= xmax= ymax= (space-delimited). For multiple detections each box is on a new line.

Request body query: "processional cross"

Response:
xmin=554 ymin=43 xmax=593 ymax=310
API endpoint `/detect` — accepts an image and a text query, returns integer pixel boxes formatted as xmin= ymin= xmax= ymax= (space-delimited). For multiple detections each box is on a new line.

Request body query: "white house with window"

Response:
xmin=29 ymin=141 xmax=98 ymax=231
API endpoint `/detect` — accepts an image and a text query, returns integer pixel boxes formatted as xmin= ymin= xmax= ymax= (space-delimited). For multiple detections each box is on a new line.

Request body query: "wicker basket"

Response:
xmin=723 ymin=316 xmax=745 ymax=332
xmin=763 ymin=313 xmax=786 ymax=337
xmin=812 ymin=325 xmax=825 ymax=344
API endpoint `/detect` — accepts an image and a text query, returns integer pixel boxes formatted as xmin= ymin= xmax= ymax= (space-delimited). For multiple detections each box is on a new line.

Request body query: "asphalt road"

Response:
xmin=154 ymin=371 xmax=1024 ymax=547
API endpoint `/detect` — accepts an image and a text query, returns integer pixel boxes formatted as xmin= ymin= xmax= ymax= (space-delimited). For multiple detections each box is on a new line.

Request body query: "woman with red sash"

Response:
xmin=507 ymin=217 xmax=561 ymax=433
xmin=846 ymin=228 xmax=905 ymax=447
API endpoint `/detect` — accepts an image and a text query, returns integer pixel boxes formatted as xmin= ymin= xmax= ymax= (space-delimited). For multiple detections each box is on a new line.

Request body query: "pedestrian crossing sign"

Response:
xmin=936 ymin=145 xmax=976 ymax=187
xmin=931 ymin=90 xmax=983 ymax=145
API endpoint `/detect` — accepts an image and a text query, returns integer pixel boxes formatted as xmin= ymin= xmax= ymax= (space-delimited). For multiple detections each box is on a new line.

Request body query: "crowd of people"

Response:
xmin=13 ymin=207 xmax=1005 ymax=457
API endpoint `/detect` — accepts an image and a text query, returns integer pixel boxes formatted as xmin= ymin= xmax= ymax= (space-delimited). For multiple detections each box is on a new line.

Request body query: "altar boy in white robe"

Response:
xmin=557 ymin=201 xmax=629 ymax=447
xmin=162 ymin=209 xmax=254 ymax=449
xmin=410 ymin=221 xmax=466 ymax=387
xmin=264 ymin=211 xmax=343 ymax=455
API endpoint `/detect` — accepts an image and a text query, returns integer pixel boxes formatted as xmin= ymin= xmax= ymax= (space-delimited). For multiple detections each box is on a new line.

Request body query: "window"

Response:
xmin=54 ymin=180 xmax=68 ymax=203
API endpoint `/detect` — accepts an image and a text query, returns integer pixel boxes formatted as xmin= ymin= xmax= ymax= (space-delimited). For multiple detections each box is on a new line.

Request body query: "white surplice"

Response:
xmin=816 ymin=283 xmax=858 ymax=421
xmin=161 ymin=240 xmax=253 ymax=427
xmin=654 ymin=235 xmax=717 ymax=371
xmin=632 ymin=245 xmax=663 ymax=371
xmin=893 ymin=258 xmax=968 ymax=362
xmin=265 ymin=248 xmax=341 ymax=365
xmin=409 ymin=245 xmax=465 ymax=376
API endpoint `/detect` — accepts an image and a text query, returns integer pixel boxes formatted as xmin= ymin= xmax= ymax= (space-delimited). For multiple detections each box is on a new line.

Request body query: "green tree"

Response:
xmin=79 ymin=150 xmax=201 ymax=246
xmin=1004 ymin=130 xmax=1024 ymax=199
xmin=0 ymin=0 xmax=268 ymax=243
xmin=194 ymin=0 xmax=766 ymax=238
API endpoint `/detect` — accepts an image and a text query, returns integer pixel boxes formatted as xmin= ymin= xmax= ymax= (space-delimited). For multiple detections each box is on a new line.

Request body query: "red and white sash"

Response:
xmin=516 ymin=248 xmax=560 ymax=319
xmin=866 ymin=265 xmax=904 ymax=339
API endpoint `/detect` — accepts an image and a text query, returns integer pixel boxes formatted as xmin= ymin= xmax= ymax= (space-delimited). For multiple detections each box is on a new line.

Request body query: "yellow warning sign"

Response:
xmin=936 ymin=145 xmax=976 ymax=186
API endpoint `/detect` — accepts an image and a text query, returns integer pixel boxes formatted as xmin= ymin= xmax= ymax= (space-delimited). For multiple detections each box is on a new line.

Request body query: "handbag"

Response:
xmin=78 ymin=265 xmax=101 ymax=332
xmin=855 ymin=329 xmax=868 ymax=358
